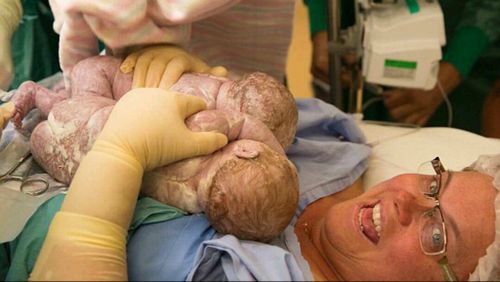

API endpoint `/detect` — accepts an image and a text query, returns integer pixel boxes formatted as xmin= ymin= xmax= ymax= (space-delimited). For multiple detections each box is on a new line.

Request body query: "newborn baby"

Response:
xmin=11 ymin=55 xmax=299 ymax=241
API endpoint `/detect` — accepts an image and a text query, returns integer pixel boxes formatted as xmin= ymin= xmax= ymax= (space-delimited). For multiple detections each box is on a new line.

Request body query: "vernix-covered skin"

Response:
xmin=11 ymin=55 xmax=299 ymax=241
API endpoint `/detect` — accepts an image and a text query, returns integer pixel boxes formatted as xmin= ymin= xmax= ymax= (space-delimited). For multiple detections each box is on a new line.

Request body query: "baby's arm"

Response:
xmin=186 ymin=110 xmax=285 ymax=155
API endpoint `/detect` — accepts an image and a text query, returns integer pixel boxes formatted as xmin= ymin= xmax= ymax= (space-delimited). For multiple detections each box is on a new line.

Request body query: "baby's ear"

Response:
xmin=234 ymin=142 xmax=260 ymax=159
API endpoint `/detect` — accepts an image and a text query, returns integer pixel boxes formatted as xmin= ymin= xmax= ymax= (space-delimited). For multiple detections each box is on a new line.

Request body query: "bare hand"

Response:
xmin=382 ymin=62 xmax=461 ymax=126
xmin=382 ymin=88 xmax=444 ymax=126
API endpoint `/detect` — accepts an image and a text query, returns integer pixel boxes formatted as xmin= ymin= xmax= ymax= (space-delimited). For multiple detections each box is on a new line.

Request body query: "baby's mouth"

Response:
xmin=358 ymin=202 xmax=382 ymax=244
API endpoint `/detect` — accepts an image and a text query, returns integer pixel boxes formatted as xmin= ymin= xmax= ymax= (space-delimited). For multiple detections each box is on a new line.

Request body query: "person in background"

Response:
xmin=1 ymin=0 xmax=296 ymax=92
xmin=0 ymin=0 xmax=22 ymax=90
xmin=47 ymin=0 xmax=296 ymax=89
xmin=0 ymin=0 xmax=61 ymax=91
xmin=304 ymin=0 xmax=500 ymax=138
xmin=483 ymin=79 xmax=500 ymax=138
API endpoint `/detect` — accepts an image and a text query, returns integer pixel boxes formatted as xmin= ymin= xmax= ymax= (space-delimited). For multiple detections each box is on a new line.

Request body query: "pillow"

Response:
xmin=357 ymin=122 xmax=500 ymax=191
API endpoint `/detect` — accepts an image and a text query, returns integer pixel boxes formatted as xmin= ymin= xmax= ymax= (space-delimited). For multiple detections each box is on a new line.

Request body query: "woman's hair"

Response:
xmin=465 ymin=154 xmax=500 ymax=281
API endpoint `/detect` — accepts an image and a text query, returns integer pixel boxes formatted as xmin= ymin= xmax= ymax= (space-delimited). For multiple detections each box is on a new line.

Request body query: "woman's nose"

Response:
xmin=393 ymin=189 xmax=431 ymax=226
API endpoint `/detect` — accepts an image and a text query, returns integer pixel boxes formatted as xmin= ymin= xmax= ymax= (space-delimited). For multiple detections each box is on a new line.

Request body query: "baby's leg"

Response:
xmin=11 ymin=81 xmax=70 ymax=128
xmin=31 ymin=96 xmax=115 ymax=184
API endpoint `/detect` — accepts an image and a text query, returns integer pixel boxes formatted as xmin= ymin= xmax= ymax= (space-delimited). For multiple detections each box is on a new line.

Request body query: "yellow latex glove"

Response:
xmin=0 ymin=102 xmax=14 ymax=139
xmin=96 ymin=88 xmax=229 ymax=172
xmin=30 ymin=212 xmax=128 ymax=281
xmin=30 ymin=89 xmax=227 ymax=281
xmin=0 ymin=0 xmax=22 ymax=90
xmin=120 ymin=45 xmax=227 ymax=90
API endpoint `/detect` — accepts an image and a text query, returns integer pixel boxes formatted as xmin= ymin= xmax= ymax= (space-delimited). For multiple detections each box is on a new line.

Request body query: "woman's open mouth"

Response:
xmin=358 ymin=202 xmax=382 ymax=244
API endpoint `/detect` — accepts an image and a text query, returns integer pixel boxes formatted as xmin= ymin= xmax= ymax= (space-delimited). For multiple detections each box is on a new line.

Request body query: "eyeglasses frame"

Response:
xmin=419 ymin=157 xmax=458 ymax=282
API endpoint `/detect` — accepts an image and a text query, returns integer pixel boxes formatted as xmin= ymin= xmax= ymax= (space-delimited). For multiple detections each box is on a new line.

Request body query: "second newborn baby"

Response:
xmin=11 ymin=55 xmax=299 ymax=242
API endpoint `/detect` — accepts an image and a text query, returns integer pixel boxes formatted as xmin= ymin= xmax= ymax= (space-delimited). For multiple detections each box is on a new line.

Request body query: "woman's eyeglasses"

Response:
xmin=417 ymin=157 xmax=457 ymax=282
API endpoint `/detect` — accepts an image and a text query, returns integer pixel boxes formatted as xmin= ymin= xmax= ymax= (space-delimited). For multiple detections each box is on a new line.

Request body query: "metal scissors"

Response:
xmin=0 ymin=151 xmax=50 ymax=196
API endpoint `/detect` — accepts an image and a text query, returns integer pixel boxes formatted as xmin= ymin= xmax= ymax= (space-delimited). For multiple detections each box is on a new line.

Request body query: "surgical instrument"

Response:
xmin=0 ymin=151 xmax=50 ymax=196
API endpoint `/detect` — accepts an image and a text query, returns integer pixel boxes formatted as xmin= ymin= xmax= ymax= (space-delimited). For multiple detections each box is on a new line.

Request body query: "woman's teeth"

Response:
xmin=358 ymin=203 xmax=382 ymax=241
xmin=373 ymin=203 xmax=381 ymax=237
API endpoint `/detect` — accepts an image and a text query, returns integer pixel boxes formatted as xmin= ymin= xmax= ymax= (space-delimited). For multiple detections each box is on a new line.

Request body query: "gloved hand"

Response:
xmin=0 ymin=0 xmax=22 ymax=90
xmin=30 ymin=89 xmax=228 ymax=281
xmin=50 ymin=0 xmax=238 ymax=89
xmin=96 ymin=88 xmax=228 ymax=171
xmin=383 ymin=62 xmax=461 ymax=126
xmin=120 ymin=45 xmax=227 ymax=89
xmin=0 ymin=101 xmax=14 ymax=139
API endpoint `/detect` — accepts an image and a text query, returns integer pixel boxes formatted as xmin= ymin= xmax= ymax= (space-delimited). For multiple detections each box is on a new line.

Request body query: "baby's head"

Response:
xmin=217 ymin=72 xmax=298 ymax=149
xmin=198 ymin=139 xmax=299 ymax=242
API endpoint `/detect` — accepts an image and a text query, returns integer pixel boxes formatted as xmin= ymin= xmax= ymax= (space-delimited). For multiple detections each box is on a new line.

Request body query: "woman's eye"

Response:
xmin=429 ymin=179 xmax=439 ymax=194
xmin=431 ymin=227 xmax=443 ymax=246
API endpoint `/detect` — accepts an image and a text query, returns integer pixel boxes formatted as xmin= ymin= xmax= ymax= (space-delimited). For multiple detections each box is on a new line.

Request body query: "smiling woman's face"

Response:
xmin=319 ymin=171 xmax=497 ymax=281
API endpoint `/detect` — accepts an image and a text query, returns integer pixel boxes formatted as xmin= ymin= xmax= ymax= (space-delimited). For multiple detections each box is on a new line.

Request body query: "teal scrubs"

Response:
xmin=0 ymin=195 xmax=185 ymax=281
xmin=304 ymin=0 xmax=500 ymax=134
xmin=10 ymin=0 xmax=61 ymax=90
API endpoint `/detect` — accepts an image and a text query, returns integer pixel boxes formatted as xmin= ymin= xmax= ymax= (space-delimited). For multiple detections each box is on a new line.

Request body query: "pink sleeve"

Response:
xmin=50 ymin=0 xmax=240 ymax=87
xmin=58 ymin=14 xmax=100 ymax=88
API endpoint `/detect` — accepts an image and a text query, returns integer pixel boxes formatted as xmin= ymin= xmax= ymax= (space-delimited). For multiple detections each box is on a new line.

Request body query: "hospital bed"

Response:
xmin=1 ymin=74 xmax=499 ymax=280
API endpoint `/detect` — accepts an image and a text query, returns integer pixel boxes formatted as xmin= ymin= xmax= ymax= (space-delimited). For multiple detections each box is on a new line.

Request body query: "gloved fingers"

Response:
xmin=174 ymin=92 xmax=209 ymax=118
xmin=131 ymin=53 xmax=155 ymax=88
xmin=158 ymin=55 xmax=191 ymax=89
xmin=145 ymin=59 xmax=168 ymax=88
xmin=179 ymin=131 xmax=228 ymax=157
xmin=190 ymin=58 xmax=213 ymax=74
xmin=120 ymin=52 xmax=140 ymax=74
xmin=209 ymin=66 xmax=228 ymax=77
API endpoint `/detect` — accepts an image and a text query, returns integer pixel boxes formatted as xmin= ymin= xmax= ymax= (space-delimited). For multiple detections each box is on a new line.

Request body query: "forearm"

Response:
xmin=437 ymin=61 xmax=461 ymax=96
xmin=61 ymin=148 xmax=143 ymax=228
xmin=443 ymin=0 xmax=500 ymax=78
xmin=304 ymin=0 xmax=327 ymax=38
xmin=442 ymin=26 xmax=490 ymax=79
xmin=31 ymin=147 xmax=143 ymax=281
xmin=29 ymin=212 xmax=128 ymax=281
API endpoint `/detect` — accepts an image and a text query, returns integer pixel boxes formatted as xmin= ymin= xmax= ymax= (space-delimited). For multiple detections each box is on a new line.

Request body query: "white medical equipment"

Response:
xmin=325 ymin=0 xmax=446 ymax=112
xmin=362 ymin=0 xmax=445 ymax=90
